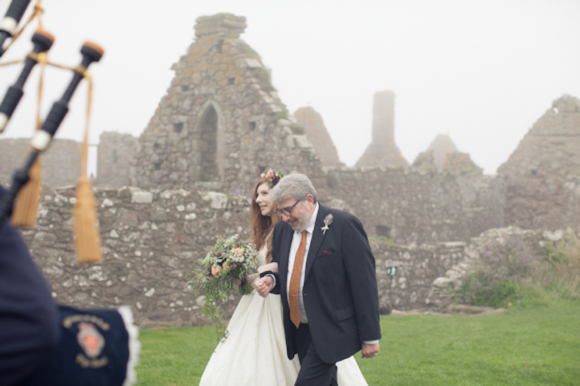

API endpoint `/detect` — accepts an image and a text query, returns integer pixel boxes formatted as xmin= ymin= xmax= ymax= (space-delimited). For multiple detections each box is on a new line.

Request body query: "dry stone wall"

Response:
xmin=0 ymin=138 xmax=80 ymax=187
xmin=23 ymin=186 xmax=252 ymax=328
xmin=96 ymin=132 xmax=138 ymax=188
xmin=18 ymin=185 xmax=495 ymax=327
xmin=324 ymin=167 xmax=504 ymax=245
xmin=373 ymin=241 xmax=467 ymax=310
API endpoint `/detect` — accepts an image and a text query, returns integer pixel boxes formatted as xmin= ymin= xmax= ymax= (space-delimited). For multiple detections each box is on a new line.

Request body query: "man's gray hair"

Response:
xmin=270 ymin=173 xmax=317 ymax=203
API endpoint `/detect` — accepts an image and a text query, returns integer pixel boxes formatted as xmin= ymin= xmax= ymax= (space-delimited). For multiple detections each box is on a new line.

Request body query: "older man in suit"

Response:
xmin=254 ymin=173 xmax=381 ymax=385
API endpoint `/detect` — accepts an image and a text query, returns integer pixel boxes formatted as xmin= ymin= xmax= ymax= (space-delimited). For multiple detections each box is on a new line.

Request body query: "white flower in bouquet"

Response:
xmin=190 ymin=234 xmax=258 ymax=340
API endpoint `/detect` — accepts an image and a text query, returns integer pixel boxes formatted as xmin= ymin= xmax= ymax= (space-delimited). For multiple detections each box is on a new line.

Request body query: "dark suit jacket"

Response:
xmin=0 ymin=185 xmax=59 ymax=385
xmin=270 ymin=204 xmax=381 ymax=364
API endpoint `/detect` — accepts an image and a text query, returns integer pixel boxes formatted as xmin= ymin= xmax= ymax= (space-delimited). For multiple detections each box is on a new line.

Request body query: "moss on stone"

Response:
xmin=289 ymin=123 xmax=304 ymax=135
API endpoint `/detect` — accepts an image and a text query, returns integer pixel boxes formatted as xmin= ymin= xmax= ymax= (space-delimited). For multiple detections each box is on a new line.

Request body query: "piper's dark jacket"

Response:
xmin=270 ymin=204 xmax=381 ymax=364
xmin=0 ymin=185 xmax=59 ymax=385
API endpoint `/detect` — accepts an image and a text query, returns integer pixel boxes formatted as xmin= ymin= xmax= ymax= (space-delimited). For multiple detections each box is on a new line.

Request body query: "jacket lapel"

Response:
xmin=279 ymin=224 xmax=293 ymax=296
xmin=305 ymin=204 xmax=329 ymax=280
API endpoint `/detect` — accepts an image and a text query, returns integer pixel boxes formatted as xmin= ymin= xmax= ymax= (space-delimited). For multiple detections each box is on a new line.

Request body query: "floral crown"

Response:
xmin=261 ymin=169 xmax=284 ymax=189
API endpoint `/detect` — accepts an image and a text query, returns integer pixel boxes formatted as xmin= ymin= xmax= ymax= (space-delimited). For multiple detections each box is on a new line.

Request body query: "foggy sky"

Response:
xmin=1 ymin=0 xmax=579 ymax=175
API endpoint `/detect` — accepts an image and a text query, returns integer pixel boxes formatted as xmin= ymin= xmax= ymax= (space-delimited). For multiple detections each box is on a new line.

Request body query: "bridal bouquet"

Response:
xmin=191 ymin=234 xmax=258 ymax=336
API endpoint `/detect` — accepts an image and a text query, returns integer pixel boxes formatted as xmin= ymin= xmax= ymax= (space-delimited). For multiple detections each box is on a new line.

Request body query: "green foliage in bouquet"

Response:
xmin=190 ymin=234 xmax=258 ymax=340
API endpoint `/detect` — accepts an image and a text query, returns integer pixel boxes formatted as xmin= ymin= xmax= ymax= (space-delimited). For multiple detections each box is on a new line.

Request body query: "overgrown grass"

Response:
xmin=136 ymin=302 xmax=580 ymax=385
xmin=453 ymin=229 xmax=580 ymax=309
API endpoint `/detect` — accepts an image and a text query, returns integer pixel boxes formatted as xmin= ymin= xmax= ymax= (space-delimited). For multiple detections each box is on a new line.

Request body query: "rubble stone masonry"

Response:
xmin=19 ymin=185 xmax=496 ymax=327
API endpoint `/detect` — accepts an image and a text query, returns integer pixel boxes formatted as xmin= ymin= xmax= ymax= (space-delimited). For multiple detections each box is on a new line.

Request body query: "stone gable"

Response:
xmin=498 ymin=95 xmax=580 ymax=230
xmin=294 ymin=106 xmax=342 ymax=168
xmin=130 ymin=13 xmax=326 ymax=197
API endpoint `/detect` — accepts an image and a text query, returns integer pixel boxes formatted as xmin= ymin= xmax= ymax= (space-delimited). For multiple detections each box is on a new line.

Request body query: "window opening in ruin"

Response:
xmin=154 ymin=162 xmax=161 ymax=170
xmin=216 ymin=40 xmax=223 ymax=53
xmin=113 ymin=149 xmax=118 ymax=164
xmin=376 ymin=225 xmax=391 ymax=239
xmin=181 ymin=85 xmax=189 ymax=91
xmin=249 ymin=121 xmax=256 ymax=131
xmin=200 ymin=106 xmax=219 ymax=181
xmin=228 ymin=78 xmax=235 ymax=85
xmin=173 ymin=122 xmax=184 ymax=133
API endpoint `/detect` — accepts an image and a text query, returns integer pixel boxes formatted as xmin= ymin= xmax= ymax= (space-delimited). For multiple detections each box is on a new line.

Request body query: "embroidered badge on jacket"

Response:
xmin=77 ymin=322 xmax=105 ymax=358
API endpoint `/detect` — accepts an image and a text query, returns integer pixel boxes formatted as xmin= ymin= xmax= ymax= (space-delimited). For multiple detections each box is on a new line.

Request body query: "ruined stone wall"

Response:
xmin=373 ymin=241 xmax=467 ymax=310
xmin=497 ymin=95 xmax=580 ymax=231
xmin=426 ymin=134 xmax=458 ymax=168
xmin=0 ymin=138 xmax=80 ymax=187
xmin=294 ymin=107 xmax=342 ymax=168
xmin=23 ymin=186 xmax=252 ymax=328
xmin=95 ymin=132 xmax=138 ymax=188
xmin=19 ymin=185 xmax=489 ymax=328
xmin=325 ymin=167 xmax=504 ymax=245
xmin=130 ymin=14 xmax=327 ymax=197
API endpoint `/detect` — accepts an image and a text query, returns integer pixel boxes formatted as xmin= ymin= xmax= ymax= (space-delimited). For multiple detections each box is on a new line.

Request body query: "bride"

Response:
xmin=199 ymin=170 xmax=368 ymax=385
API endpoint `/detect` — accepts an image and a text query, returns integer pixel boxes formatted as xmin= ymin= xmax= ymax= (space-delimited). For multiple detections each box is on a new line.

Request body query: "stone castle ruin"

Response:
xmin=0 ymin=138 xmax=81 ymax=187
xmin=1 ymin=13 xmax=579 ymax=326
xmin=356 ymin=90 xmax=409 ymax=168
xmin=127 ymin=14 xmax=326 ymax=196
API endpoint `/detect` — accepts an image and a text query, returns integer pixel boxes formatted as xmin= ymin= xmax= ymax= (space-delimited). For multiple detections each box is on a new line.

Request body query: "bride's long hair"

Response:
xmin=250 ymin=177 xmax=280 ymax=263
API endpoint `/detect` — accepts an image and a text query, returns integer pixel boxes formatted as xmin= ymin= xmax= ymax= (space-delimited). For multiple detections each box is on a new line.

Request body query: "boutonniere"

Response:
xmin=321 ymin=214 xmax=333 ymax=235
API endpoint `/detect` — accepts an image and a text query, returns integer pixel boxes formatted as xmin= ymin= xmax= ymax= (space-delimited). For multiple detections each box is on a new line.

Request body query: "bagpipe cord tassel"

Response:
xmin=73 ymin=73 xmax=102 ymax=263
xmin=11 ymin=158 xmax=42 ymax=226
xmin=11 ymin=52 xmax=46 ymax=227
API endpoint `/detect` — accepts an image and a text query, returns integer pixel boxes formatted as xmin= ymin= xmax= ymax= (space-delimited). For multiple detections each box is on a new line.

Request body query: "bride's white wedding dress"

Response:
xmin=199 ymin=246 xmax=368 ymax=385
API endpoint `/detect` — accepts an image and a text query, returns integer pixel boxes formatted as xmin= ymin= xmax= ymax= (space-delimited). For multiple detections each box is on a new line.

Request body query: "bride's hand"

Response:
xmin=245 ymin=273 xmax=259 ymax=285
xmin=233 ymin=278 xmax=242 ymax=286
xmin=254 ymin=276 xmax=274 ymax=297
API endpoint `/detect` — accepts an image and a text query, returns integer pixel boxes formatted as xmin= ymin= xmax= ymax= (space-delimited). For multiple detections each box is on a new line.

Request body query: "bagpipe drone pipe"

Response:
xmin=0 ymin=1 xmax=140 ymax=384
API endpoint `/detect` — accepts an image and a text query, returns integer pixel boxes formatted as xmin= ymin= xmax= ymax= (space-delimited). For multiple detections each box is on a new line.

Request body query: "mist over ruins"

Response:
xmin=1 ymin=14 xmax=579 ymax=327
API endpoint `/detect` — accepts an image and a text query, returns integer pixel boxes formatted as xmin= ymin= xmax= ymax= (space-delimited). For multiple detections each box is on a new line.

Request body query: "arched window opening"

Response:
xmin=199 ymin=106 xmax=219 ymax=181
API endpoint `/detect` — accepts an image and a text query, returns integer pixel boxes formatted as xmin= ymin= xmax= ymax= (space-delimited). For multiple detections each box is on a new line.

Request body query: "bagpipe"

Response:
xmin=0 ymin=1 xmax=140 ymax=384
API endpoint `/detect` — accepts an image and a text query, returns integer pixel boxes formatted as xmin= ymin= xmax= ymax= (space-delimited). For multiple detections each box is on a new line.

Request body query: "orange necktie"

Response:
xmin=289 ymin=230 xmax=307 ymax=328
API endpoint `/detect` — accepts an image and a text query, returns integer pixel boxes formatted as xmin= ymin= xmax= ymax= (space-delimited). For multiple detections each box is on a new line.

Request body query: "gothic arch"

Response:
xmin=196 ymin=100 xmax=226 ymax=183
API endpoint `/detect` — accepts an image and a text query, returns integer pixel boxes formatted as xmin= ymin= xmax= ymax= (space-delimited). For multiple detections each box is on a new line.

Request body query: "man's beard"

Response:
xmin=292 ymin=211 xmax=311 ymax=233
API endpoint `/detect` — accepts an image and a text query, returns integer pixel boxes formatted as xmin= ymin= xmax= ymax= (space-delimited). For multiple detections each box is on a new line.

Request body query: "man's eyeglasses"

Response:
xmin=275 ymin=199 xmax=301 ymax=216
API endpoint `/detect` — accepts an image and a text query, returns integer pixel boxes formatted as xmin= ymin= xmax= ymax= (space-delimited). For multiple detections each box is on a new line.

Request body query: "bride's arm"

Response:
xmin=257 ymin=262 xmax=278 ymax=274
xmin=246 ymin=263 xmax=278 ymax=285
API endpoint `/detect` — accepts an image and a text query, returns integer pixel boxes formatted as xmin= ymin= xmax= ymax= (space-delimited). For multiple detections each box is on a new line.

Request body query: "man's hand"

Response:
xmin=361 ymin=342 xmax=380 ymax=359
xmin=253 ymin=276 xmax=274 ymax=297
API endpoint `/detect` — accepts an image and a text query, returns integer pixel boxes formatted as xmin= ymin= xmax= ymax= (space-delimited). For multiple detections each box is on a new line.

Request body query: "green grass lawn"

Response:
xmin=136 ymin=301 xmax=580 ymax=385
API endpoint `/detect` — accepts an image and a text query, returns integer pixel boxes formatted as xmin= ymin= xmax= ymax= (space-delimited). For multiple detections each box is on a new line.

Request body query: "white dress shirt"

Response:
xmin=286 ymin=203 xmax=319 ymax=324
